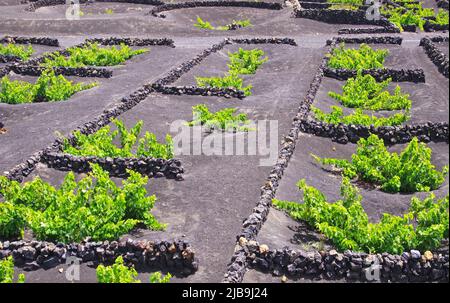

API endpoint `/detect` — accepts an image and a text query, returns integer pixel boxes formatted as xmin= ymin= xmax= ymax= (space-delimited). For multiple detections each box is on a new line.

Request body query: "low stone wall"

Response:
xmin=324 ymin=67 xmax=426 ymax=82
xmin=0 ymin=55 xmax=21 ymax=63
xmin=0 ymin=66 xmax=10 ymax=77
xmin=420 ymin=36 xmax=449 ymax=78
xmin=338 ymin=26 xmax=400 ymax=35
xmin=436 ymin=0 xmax=449 ymax=10
xmin=299 ymin=120 xmax=449 ymax=144
xmin=149 ymin=0 xmax=283 ymax=18
xmin=295 ymin=8 xmax=388 ymax=25
xmin=96 ymin=0 xmax=165 ymax=5
xmin=243 ymin=241 xmax=449 ymax=282
xmin=152 ymin=84 xmax=246 ymax=99
xmin=326 ymin=36 xmax=403 ymax=45
xmin=231 ymin=37 xmax=297 ymax=46
xmin=85 ymin=37 xmax=175 ymax=47
xmin=42 ymin=152 xmax=185 ymax=180
xmin=27 ymin=0 xmax=86 ymax=11
xmin=10 ymin=64 xmax=113 ymax=78
xmin=0 ymin=238 xmax=199 ymax=275
xmin=424 ymin=21 xmax=449 ymax=32
xmin=0 ymin=36 xmax=60 ymax=47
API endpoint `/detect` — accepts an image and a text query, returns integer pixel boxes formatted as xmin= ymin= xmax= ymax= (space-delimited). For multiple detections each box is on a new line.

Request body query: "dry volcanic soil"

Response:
xmin=0 ymin=0 xmax=449 ymax=284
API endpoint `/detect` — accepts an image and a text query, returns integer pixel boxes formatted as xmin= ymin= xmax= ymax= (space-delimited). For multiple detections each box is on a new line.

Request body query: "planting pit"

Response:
xmin=172 ymin=42 xmax=319 ymax=99
xmin=312 ymin=73 xmax=449 ymax=125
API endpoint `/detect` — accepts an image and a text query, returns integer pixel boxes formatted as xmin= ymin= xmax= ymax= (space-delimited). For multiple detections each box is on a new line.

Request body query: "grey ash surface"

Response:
xmin=0 ymin=1 xmax=449 ymax=283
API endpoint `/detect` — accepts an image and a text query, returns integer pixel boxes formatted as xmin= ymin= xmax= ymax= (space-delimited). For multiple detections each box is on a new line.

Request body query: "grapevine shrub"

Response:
xmin=196 ymin=73 xmax=253 ymax=96
xmin=327 ymin=0 xmax=363 ymax=10
xmin=63 ymin=119 xmax=174 ymax=159
xmin=382 ymin=4 xmax=448 ymax=31
xmin=228 ymin=48 xmax=268 ymax=75
xmin=96 ymin=256 xmax=140 ymax=283
xmin=0 ymin=257 xmax=25 ymax=283
xmin=0 ymin=164 xmax=165 ymax=243
xmin=0 ymin=70 xmax=97 ymax=104
xmin=97 ymin=256 xmax=172 ymax=283
xmin=42 ymin=42 xmax=148 ymax=67
xmin=273 ymin=177 xmax=449 ymax=254
xmin=196 ymin=48 xmax=267 ymax=96
xmin=188 ymin=104 xmax=252 ymax=132
xmin=194 ymin=16 xmax=252 ymax=31
xmin=0 ymin=43 xmax=34 ymax=60
xmin=312 ymin=134 xmax=449 ymax=193
xmin=311 ymin=105 xmax=410 ymax=127
xmin=327 ymin=43 xmax=389 ymax=70
xmin=328 ymin=71 xmax=412 ymax=111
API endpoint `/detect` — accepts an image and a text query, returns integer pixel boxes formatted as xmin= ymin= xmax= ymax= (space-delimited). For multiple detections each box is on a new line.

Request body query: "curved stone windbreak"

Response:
xmin=42 ymin=152 xmax=185 ymax=180
xmin=420 ymin=36 xmax=449 ymax=78
xmin=149 ymin=1 xmax=284 ymax=18
xmin=0 ymin=239 xmax=199 ymax=275
xmin=243 ymin=241 xmax=449 ymax=282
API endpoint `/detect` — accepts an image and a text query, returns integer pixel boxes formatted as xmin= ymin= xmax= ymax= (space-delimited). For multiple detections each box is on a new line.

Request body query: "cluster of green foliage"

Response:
xmin=0 ymin=43 xmax=34 ymax=60
xmin=312 ymin=134 xmax=449 ymax=193
xmin=63 ymin=119 xmax=174 ymax=159
xmin=196 ymin=73 xmax=253 ymax=96
xmin=327 ymin=43 xmax=389 ymax=70
xmin=382 ymin=3 xmax=448 ymax=31
xmin=228 ymin=48 xmax=268 ymax=75
xmin=0 ymin=257 xmax=25 ymax=283
xmin=328 ymin=71 xmax=412 ymax=111
xmin=0 ymin=164 xmax=165 ymax=243
xmin=0 ymin=70 xmax=97 ymax=104
xmin=273 ymin=177 xmax=449 ymax=254
xmin=42 ymin=42 xmax=148 ymax=67
xmin=430 ymin=9 xmax=449 ymax=26
xmin=188 ymin=104 xmax=252 ymax=132
xmin=327 ymin=0 xmax=363 ymax=10
xmin=194 ymin=16 xmax=252 ymax=31
xmin=196 ymin=48 xmax=267 ymax=96
xmin=311 ymin=105 xmax=410 ymax=127
xmin=96 ymin=256 xmax=172 ymax=283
